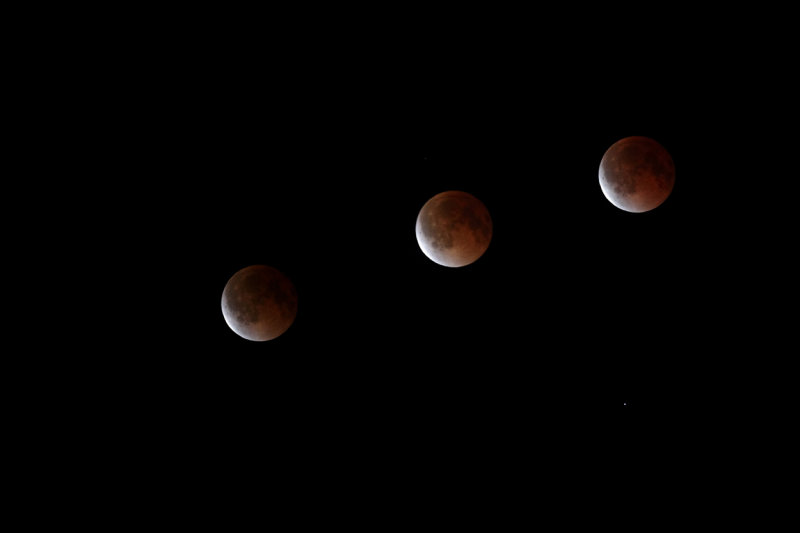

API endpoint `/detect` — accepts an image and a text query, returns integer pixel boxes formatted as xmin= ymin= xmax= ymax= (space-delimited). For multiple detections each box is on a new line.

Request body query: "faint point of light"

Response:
xmin=624 ymin=403 xmax=627 ymax=406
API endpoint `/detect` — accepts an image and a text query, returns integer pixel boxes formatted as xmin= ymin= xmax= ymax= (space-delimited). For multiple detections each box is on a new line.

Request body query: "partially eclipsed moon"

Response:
xmin=599 ymin=136 xmax=675 ymax=213
xmin=415 ymin=190 xmax=492 ymax=267
xmin=221 ymin=265 xmax=298 ymax=341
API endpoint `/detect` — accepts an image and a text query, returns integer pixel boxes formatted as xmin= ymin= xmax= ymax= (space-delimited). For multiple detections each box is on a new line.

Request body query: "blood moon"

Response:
xmin=599 ymin=136 xmax=675 ymax=213
xmin=221 ymin=265 xmax=298 ymax=341
xmin=415 ymin=190 xmax=492 ymax=267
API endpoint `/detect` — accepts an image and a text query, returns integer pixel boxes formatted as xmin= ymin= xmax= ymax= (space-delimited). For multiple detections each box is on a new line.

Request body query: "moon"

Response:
xmin=415 ymin=190 xmax=492 ymax=267
xmin=221 ymin=265 xmax=298 ymax=341
xmin=599 ymin=136 xmax=676 ymax=213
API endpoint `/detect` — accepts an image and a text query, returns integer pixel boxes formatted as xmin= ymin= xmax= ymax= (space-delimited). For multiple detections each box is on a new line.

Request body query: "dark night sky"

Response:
xmin=14 ymin=6 xmax=796 ymax=521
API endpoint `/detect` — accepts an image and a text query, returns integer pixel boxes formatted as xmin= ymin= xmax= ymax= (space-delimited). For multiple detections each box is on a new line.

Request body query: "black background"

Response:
xmin=9 ymin=5 xmax=796 ymax=524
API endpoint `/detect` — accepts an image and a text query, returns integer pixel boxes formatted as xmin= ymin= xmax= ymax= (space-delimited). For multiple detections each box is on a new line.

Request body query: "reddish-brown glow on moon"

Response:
xmin=415 ymin=190 xmax=492 ymax=267
xmin=599 ymin=136 xmax=675 ymax=213
xmin=221 ymin=265 xmax=298 ymax=341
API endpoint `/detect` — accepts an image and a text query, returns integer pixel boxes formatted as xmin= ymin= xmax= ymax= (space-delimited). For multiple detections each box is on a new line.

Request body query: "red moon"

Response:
xmin=599 ymin=136 xmax=675 ymax=213
xmin=221 ymin=265 xmax=298 ymax=341
xmin=415 ymin=190 xmax=492 ymax=267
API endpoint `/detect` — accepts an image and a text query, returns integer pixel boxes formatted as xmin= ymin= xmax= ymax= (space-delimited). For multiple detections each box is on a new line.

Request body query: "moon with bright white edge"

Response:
xmin=599 ymin=136 xmax=675 ymax=213
xmin=221 ymin=265 xmax=298 ymax=341
xmin=415 ymin=190 xmax=492 ymax=267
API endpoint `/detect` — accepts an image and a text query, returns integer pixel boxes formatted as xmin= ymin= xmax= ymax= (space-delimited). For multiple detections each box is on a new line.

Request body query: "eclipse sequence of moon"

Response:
xmin=221 ymin=135 xmax=675 ymax=341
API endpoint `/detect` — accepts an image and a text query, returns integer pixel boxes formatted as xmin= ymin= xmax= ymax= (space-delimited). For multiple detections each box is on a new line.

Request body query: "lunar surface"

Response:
xmin=415 ymin=190 xmax=492 ymax=267
xmin=221 ymin=265 xmax=298 ymax=341
xmin=599 ymin=136 xmax=675 ymax=213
